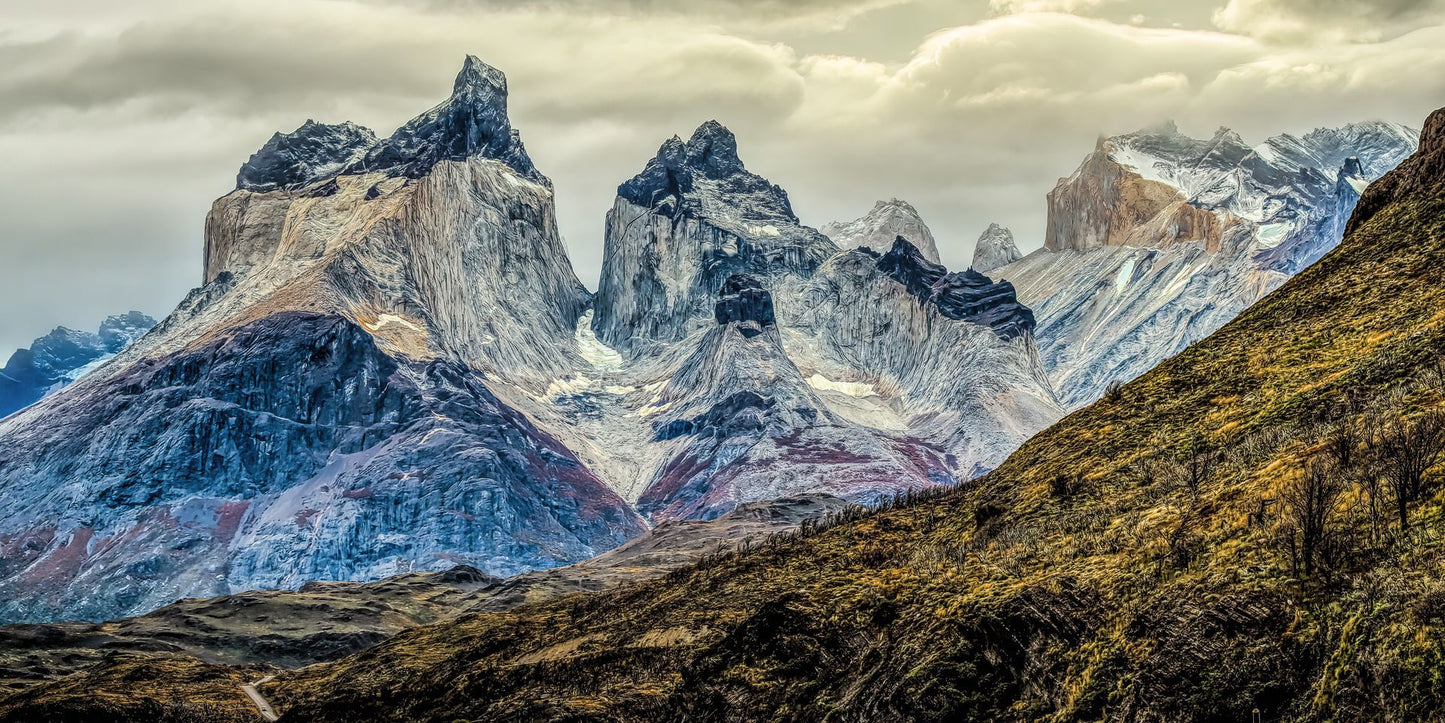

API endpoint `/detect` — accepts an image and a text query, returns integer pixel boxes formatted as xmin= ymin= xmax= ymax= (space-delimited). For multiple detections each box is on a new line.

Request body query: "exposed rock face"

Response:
xmin=971 ymin=223 xmax=1021 ymax=273
xmin=0 ymin=312 xmax=156 ymax=418
xmin=237 ymin=121 xmax=378 ymax=192
xmin=1000 ymin=119 xmax=1417 ymax=409
xmin=593 ymin=121 xmax=838 ymax=355
xmin=0 ymin=58 xmax=642 ymax=624
xmin=632 ymin=277 xmax=958 ymax=522
xmin=822 ymin=199 xmax=940 ymax=263
xmin=564 ymin=127 xmax=1062 ymax=522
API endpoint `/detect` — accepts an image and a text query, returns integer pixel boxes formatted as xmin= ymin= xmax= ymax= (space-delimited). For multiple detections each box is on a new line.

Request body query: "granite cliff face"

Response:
xmin=0 ymin=57 xmax=643 ymax=624
xmin=592 ymin=122 xmax=838 ymax=355
xmin=0 ymin=312 xmax=155 ymax=418
xmin=0 ymin=71 xmax=1066 ymax=622
xmin=997 ymin=120 xmax=1417 ymax=408
xmin=822 ymin=199 xmax=940 ymax=263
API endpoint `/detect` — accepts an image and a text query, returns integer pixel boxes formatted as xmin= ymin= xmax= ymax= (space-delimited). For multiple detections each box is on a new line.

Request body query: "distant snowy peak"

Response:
xmin=878 ymin=237 xmax=1035 ymax=341
xmin=1259 ymin=121 xmax=1418 ymax=181
xmin=1047 ymin=119 xmax=1418 ymax=255
xmin=237 ymin=56 xmax=545 ymax=193
xmin=822 ymin=199 xmax=940 ymax=263
xmin=971 ymin=223 xmax=1021 ymax=274
xmin=0 ymin=311 xmax=157 ymax=418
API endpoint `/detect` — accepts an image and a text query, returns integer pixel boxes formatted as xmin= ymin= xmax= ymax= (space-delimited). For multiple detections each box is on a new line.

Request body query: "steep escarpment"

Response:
xmin=237 ymin=104 xmax=1445 ymax=723
xmin=634 ymin=274 xmax=953 ymax=521
xmin=592 ymin=121 xmax=838 ymax=355
xmin=0 ymin=57 xmax=640 ymax=624
xmin=1001 ymin=119 xmax=1417 ymax=408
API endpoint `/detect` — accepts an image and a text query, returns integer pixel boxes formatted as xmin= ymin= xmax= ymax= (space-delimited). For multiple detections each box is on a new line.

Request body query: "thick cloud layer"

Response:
xmin=1 ymin=0 xmax=1442 ymax=353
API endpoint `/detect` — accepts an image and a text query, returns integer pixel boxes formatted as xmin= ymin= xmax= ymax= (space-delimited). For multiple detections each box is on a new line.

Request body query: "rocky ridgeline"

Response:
xmin=876 ymin=237 xmax=1035 ymax=341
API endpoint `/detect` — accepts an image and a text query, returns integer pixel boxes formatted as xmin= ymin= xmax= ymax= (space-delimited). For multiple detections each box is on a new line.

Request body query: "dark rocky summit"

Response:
xmin=877 ymin=237 xmax=1035 ymax=340
xmin=617 ymin=121 xmax=794 ymax=222
xmin=235 ymin=57 xmax=544 ymax=191
xmin=713 ymin=274 xmax=776 ymax=334
xmin=353 ymin=55 xmax=545 ymax=184
xmin=236 ymin=121 xmax=378 ymax=192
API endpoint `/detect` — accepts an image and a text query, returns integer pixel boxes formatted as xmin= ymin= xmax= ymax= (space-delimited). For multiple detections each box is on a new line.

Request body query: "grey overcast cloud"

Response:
xmin=2 ymin=0 xmax=1444 ymax=353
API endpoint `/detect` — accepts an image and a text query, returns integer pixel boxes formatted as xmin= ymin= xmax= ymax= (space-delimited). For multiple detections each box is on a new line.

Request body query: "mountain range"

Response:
xmin=3 ymin=96 xmax=1443 ymax=723
xmin=0 ymin=55 xmax=1420 ymax=633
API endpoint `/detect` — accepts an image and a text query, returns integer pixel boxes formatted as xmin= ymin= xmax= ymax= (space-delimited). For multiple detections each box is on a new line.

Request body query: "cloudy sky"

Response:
xmin=2 ymin=0 xmax=1444 ymax=353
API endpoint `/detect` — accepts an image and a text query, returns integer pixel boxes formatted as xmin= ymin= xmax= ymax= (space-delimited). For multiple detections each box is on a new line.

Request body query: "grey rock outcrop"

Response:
xmin=593 ymin=121 xmax=838 ymax=355
xmin=971 ymin=223 xmax=1021 ymax=274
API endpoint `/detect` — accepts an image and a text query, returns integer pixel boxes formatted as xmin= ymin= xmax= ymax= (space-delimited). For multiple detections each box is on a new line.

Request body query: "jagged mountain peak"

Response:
xmin=683 ymin=120 xmax=746 ymax=178
xmin=821 ymin=198 xmax=939 ymax=262
xmin=972 ymin=223 xmax=1021 ymax=274
xmin=616 ymin=119 xmax=791 ymax=222
xmin=353 ymin=55 xmax=544 ymax=184
xmin=453 ymin=54 xmax=508 ymax=97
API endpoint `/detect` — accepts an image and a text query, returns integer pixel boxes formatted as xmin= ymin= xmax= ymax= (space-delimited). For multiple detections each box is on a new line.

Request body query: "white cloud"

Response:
xmin=1213 ymin=0 xmax=1445 ymax=42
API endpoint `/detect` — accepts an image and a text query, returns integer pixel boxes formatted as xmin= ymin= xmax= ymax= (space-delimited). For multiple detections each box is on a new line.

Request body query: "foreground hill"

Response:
xmin=234 ymin=107 xmax=1445 ymax=721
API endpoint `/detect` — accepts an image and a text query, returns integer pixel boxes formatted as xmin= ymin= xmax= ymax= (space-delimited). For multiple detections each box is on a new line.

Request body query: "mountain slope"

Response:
xmin=0 ymin=57 xmax=644 ymax=624
xmin=999 ymin=120 xmax=1417 ymax=409
xmin=250 ymin=108 xmax=1445 ymax=722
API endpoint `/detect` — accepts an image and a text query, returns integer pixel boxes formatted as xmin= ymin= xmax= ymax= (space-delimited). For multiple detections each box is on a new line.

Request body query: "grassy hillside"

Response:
xmin=5 ymin=108 xmax=1445 ymax=722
